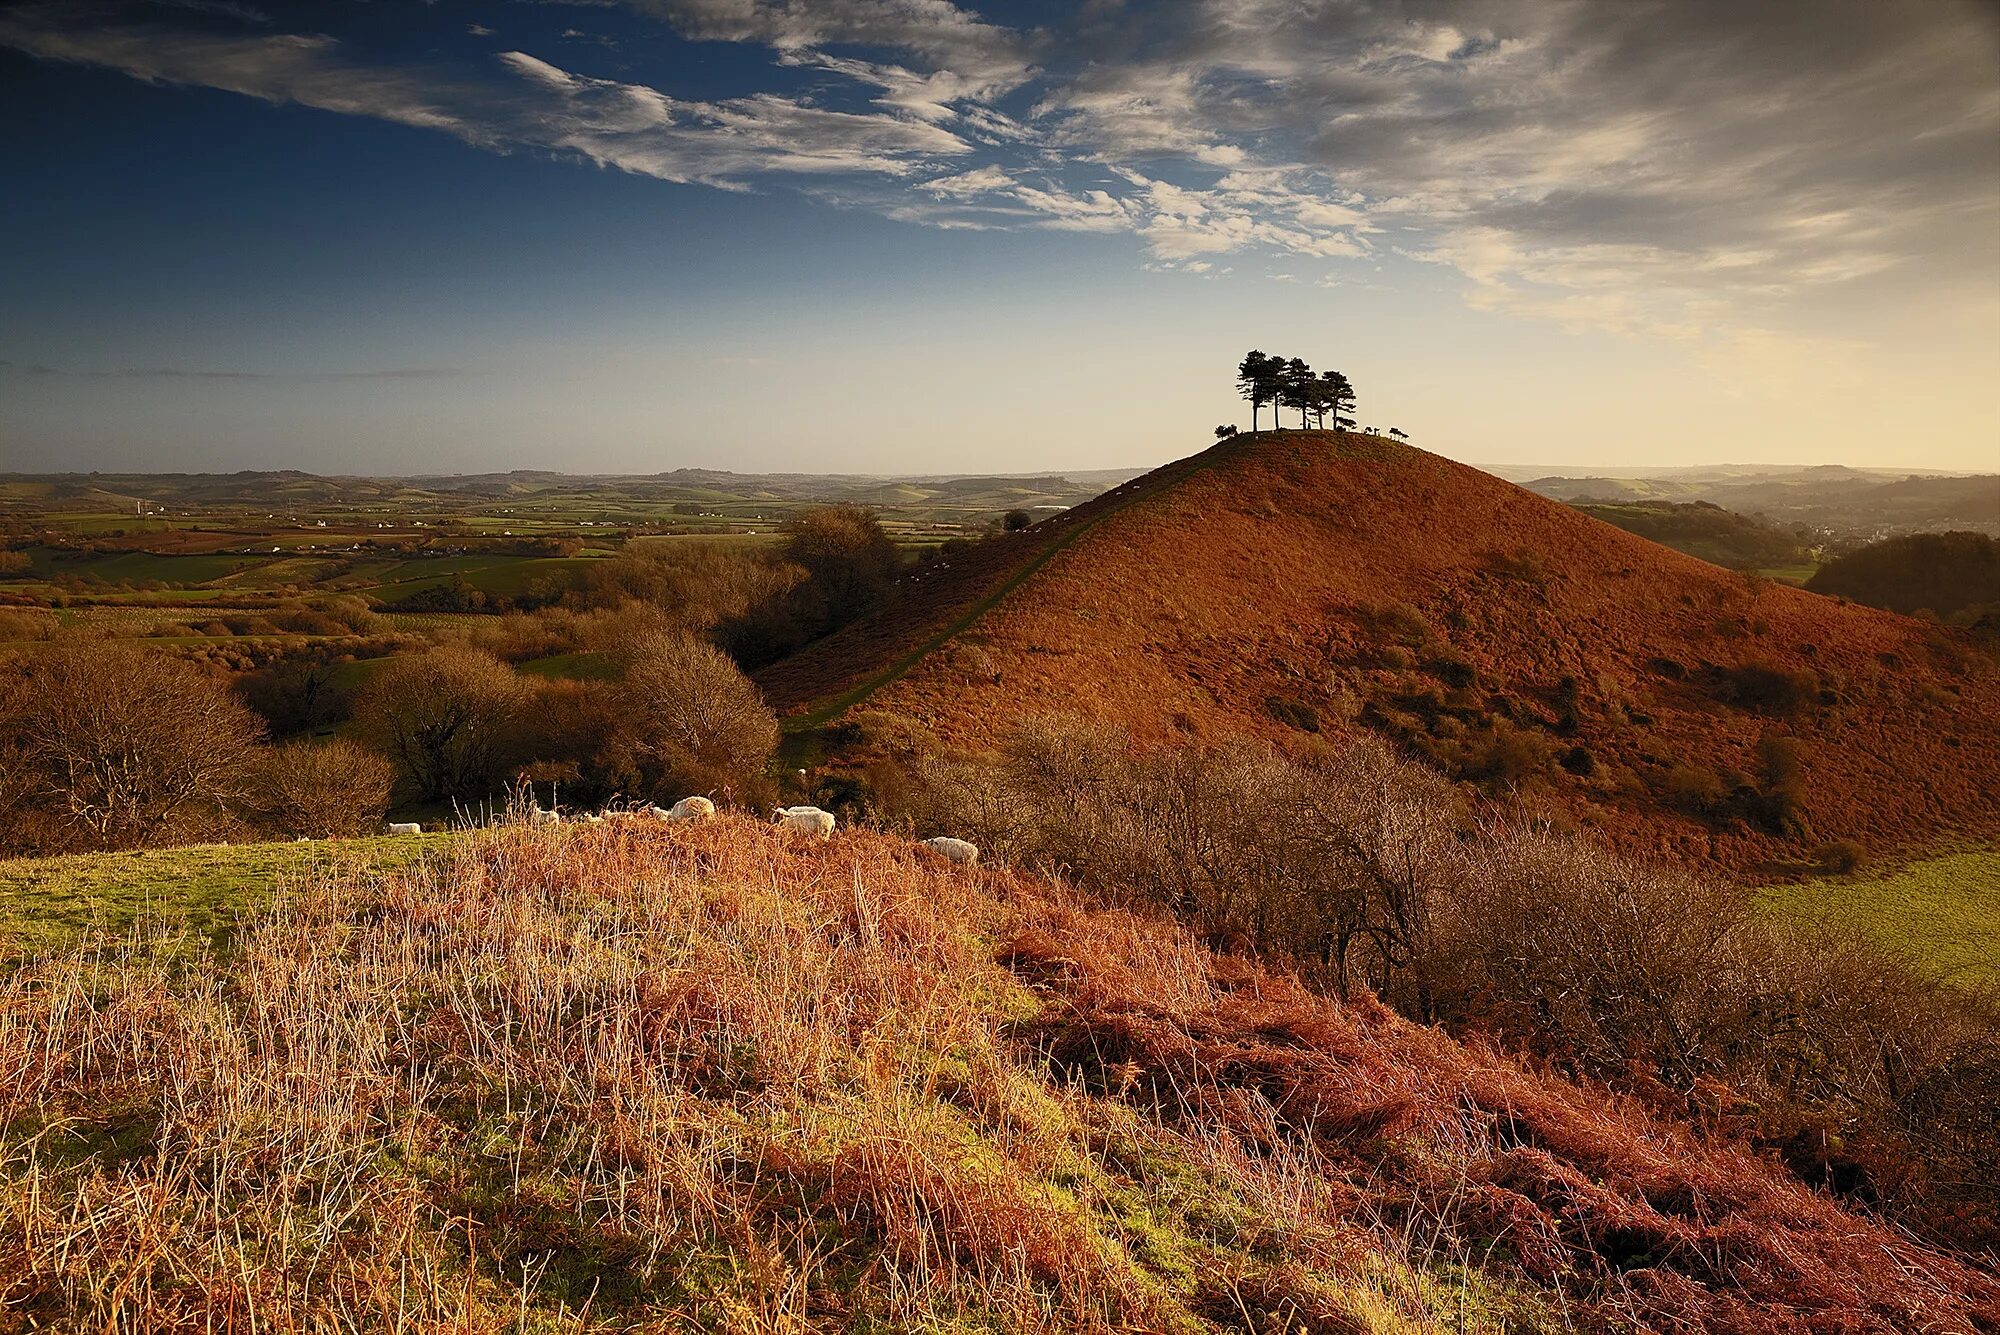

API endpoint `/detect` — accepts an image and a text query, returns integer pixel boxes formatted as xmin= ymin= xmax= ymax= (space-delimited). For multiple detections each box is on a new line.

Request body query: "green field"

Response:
xmin=0 ymin=835 xmax=440 ymax=957
xmin=1759 ymin=849 xmax=2000 ymax=991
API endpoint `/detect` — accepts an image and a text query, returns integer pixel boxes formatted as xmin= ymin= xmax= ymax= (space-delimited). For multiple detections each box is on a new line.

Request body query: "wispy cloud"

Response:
xmin=0 ymin=359 xmax=467 ymax=381
xmin=5 ymin=0 xmax=1995 ymax=338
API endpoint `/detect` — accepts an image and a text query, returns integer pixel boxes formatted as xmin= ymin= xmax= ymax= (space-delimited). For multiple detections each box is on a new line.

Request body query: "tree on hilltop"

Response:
xmin=1233 ymin=351 xmax=1359 ymax=433
xmin=1320 ymin=371 xmax=1356 ymax=431
xmin=1236 ymin=351 xmax=1281 ymax=432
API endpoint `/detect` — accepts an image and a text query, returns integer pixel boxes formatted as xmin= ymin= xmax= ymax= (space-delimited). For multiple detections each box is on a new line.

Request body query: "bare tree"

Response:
xmin=353 ymin=645 xmax=525 ymax=803
xmin=248 ymin=738 xmax=396 ymax=837
xmin=3 ymin=640 xmax=263 ymax=848
xmin=615 ymin=629 xmax=778 ymax=801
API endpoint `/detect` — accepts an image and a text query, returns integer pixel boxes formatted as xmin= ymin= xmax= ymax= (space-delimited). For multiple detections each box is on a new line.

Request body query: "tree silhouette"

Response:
xmin=1389 ymin=426 xmax=1408 ymax=441
xmin=1236 ymin=351 xmax=1280 ymax=432
xmin=1232 ymin=352 xmax=1360 ymax=435
xmin=1320 ymin=371 xmax=1356 ymax=431
xmin=1278 ymin=357 xmax=1317 ymax=428
xmin=1214 ymin=424 xmax=1239 ymax=441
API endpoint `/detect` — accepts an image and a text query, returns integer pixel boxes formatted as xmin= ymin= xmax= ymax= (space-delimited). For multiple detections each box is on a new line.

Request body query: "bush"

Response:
xmin=1813 ymin=839 xmax=1867 ymax=874
xmin=0 ymin=641 xmax=263 ymax=851
xmin=247 ymin=739 xmax=395 ymax=837
xmin=1719 ymin=661 xmax=1819 ymax=717
xmin=612 ymin=629 xmax=778 ymax=802
xmin=352 ymin=646 xmax=525 ymax=803
xmin=1661 ymin=763 xmax=1727 ymax=817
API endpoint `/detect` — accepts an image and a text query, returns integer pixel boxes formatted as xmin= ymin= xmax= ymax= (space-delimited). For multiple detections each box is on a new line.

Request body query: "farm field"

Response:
xmin=1759 ymin=848 xmax=2000 ymax=991
xmin=0 ymin=834 xmax=438 ymax=957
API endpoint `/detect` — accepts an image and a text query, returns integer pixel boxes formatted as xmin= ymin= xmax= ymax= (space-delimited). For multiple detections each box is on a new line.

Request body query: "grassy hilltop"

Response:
xmin=1 ymin=817 xmax=1993 ymax=1332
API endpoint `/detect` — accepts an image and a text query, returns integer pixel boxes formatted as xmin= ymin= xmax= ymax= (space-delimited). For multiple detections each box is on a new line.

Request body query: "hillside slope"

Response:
xmin=3 ymin=819 xmax=1992 ymax=1331
xmin=763 ymin=431 xmax=2000 ymax=864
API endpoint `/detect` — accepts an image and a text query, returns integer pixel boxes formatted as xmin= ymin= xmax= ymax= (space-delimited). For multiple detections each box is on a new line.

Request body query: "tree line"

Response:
xmin=1235 ymin=350 xmax=1358 ymax=432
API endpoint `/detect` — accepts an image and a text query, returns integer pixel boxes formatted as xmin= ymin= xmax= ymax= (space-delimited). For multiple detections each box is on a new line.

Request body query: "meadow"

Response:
xmin=1760 ymin=848 xmax=2000 ymax=992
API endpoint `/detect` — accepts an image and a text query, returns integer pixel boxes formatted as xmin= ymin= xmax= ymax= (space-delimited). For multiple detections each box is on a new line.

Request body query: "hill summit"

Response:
xmin=761 ymin=431 xmax=2000 ymax=863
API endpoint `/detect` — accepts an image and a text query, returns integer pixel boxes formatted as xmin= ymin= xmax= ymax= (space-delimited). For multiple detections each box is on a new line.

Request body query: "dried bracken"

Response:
xmin=0 ymin=817 xmax=1992 ymax=1331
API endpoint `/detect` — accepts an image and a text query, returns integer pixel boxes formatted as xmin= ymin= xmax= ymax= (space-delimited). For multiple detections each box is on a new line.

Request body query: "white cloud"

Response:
xmin=6 ymin=0 xmax=1995 ymax=343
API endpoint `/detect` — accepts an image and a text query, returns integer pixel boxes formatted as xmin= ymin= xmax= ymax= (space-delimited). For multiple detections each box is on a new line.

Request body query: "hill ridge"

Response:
xmin=764 ymin=430 xmax=2000 ymax=864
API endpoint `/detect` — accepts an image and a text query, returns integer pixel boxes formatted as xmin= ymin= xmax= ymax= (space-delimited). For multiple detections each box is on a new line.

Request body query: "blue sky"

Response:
xmin=2 ymin=0 xmax=1996 ymax=475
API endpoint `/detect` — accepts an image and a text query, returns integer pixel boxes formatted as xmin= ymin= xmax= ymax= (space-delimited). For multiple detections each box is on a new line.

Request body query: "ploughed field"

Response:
xmin=1 ymin=816 xmax=1992 ymax=1332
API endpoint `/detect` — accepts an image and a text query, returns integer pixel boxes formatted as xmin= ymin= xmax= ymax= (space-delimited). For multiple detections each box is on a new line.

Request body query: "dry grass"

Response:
xmin=0 ymin=817 xmax=1992 ymax=1332
xmin=765 ymin=430 xmax=2000 ymax=866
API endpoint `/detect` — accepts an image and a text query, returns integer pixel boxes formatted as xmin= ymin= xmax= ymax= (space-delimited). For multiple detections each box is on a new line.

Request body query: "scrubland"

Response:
xmin=2 ymin=817 xmax=1995 ymax=1332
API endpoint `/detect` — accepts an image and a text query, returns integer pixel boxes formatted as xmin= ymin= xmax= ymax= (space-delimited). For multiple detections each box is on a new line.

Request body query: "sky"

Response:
xmin=1 ymin=0 xmax=1996 ymax=477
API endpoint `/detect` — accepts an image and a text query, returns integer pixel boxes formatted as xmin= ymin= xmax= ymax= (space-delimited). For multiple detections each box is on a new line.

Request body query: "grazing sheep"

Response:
xmin=584 ymin=812 xmax=606 ymax=825
xmin=528 ymin=807 xmax=563 ymax=826
xmin=772 ymin=806 xmax=836 ymax=840
xmin=647 ymin=805 xmax=673 ymax=820
xmin=667 ymin=796 xmax=716 ymax=822
xmin=386 ymin=821 xmax=422 ymax=836
xmin=922 ymin=836 xmax=979 ymax=866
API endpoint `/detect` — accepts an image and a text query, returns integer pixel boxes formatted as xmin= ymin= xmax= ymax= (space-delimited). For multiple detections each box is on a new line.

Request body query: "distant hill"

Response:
xmin=1570 ymin=500 xmax=1810 ymax=572
xmin=761 ymin=431 xmax=2000 ymax=866
xmin=1515 ymin=465 xmax=1999 ymax=540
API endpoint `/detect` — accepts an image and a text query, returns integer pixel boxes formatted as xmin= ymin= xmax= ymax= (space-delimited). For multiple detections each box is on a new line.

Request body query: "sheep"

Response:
xmin=667 ymin=796 xmax=716 ymax=822
xmin=647 ymin=805 xmax=673 ymax=820
xmin=386 ymin=821 xmax=422 ymax=836
xmin=528 ymin=807 xmax=563 ymax=826
xmin=584 ymin=812 xmax=606 ymax=825
xmin=922 ymin=836 xmax=979 ymax=866
xmin=772 ymin=806 xmax=836 ymax=840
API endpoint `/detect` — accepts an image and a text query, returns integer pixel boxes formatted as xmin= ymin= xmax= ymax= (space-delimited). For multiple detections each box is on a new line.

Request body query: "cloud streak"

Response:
xmin=5 ymin=0 xmax=1995 ymax=339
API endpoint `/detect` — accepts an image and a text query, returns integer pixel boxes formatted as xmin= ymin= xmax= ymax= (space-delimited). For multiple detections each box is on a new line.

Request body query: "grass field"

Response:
xmin=0 ymin=834 xmax=438 ymax=957
xmin=1759 ymin=848 xmax=2000 ymax=991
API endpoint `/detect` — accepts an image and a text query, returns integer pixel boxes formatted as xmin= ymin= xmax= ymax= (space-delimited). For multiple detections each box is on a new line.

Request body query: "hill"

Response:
xmin=1807 ymin=531 xmax=2000 ymax=619
xmin=1568 ymin=501 xmax=1810 ymax=574
xmin=1519 ymin=466 xmax=2000 ymax=541
xmin=2 ymin=818 xmax=1992 ymax=1331
xmin=760 ymin=431 xmax=2000 ymax=865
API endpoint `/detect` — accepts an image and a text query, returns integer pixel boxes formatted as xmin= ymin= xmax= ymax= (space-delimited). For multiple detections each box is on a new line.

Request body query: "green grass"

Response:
xmin=0 ymin=835 xmax=440 ymax=958
xmin=517 ymin=650 xmax=620 ymax=681
xmin=1758 ymin=848 xmax=2000 ymax=991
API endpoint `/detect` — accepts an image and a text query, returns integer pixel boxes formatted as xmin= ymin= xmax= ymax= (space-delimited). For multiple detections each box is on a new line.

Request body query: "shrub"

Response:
xmin=1262 ymin=695 xmax=1321 ymax=733
xmin=0 ymin=640 xmax=263 ymax=850
xmin=1718 ymin=661 xmax=1819 ymax=717
xmin=1813 ymin=839 xmax=1867 ymax=875
xmin=612 ymin=629 xmax=777 ymax=802
xmin=1002 ymin=509 xmax=1032 ymax=532
xmin=0 ymin=609 xmax=55 ymax=641
xmin=352 ymin=646 xmax=525 ymax=803
xmin=247 ymin=739 xmax=395 ymax=837
xmin=1661 ymin=763 xmax=1727 ymax=817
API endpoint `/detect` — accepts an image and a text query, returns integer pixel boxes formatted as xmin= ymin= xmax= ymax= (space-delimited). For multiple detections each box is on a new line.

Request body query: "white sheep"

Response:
xmin=922 ymin=836 xmax=979 ymax=866
xmin=667 ymin=796 xmax=716 ymax=822
xmin=528 ymin=807 xmax=563 ymax=826
xmin=772 ymin=806 xmax=836 ymax=840
xmin=386 ymin=821 xmax=422 ymax=835
xmin=584 ymin=812 xmax=606 ymax=825
xmin=647 ymin=805 xmax=673 ymax=820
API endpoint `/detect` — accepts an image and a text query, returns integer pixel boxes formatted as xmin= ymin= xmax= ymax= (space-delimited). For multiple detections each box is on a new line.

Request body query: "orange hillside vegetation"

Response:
xmin=761 ymin=431 xmax=2000 ymax=866
xmin=1 ymin=817 xmax=1992 ymax=1331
